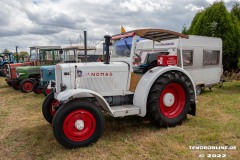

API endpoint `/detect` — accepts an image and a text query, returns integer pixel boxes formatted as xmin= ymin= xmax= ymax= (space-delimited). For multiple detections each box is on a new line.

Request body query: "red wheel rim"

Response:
xmin=23 ymin=82 xmax=33 ymax=91
xmin=159 ymin=83 xmax=186 ymax=118
xmin=63 ymin=110 xmax=96 ymax=141
xmin=45 ymin=88 xmax=52 ymax=95
xmin=50 ymin=99 xmax=59 ymax=116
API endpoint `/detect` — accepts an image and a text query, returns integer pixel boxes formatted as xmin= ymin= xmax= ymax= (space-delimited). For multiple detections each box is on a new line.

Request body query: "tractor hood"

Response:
xmin=55 ymin=62 xmax=130 ymax=95
xmin=40 ymin=65 xmax=55 ymax=70
xmin=6 ymin=62 xmax=34 ymax=79
xmin=9 ymin=63 xmax=24 ymax=67
xmin=40 ymin=65 xmax=56 ymax=82
xmin=16 ymin=66 xmax=40 ymax=79
xmin=57 ymin=62 xmax=128 ymax=73
xmin=9 ymin=62 xmax=33 ymax=68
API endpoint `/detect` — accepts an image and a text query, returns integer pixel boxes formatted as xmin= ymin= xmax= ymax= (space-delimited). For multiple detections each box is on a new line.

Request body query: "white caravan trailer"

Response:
xmin=135 ymin=35 xmax=223 ymax=95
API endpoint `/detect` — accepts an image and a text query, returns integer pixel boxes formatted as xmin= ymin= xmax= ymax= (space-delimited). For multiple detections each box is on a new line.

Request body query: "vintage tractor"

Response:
xmin=5 ymin=46 xmax=46 ymax=89
xmin=11 ymin=46 xmax=62 ymax=93
xmin=42 ymin=29 xmax=196 ymax=149
xmin=35 ymin=65 xmax=56 ymax=95
xmin=0 ymin=52 xmax=16 ymax=76
xmin=5 ymin=62 xmax=34 ymax=87
xmin=33 ymin=46 xmax=98 ymax=95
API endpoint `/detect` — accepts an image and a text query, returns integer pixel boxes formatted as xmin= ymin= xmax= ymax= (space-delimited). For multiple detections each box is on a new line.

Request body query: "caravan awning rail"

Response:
xmin=112 ymin=28 xmax=189 ymax=42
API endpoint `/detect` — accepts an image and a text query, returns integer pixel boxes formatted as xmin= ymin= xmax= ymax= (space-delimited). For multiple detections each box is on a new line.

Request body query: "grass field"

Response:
xmin=0 ymin=77 xmax=239 ymax=160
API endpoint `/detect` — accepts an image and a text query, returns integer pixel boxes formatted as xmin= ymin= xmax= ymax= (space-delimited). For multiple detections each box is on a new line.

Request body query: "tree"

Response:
xmin=13 ymin=51 xmax=29 ymax=57
xmin=19 ymin=51 xmax=29 ymax=57
xmin=231 ymin=1 xmax=240 ymax=69
xmin=187 ymin=1 xmax=240 ymax=71
xmin=231 ymin=1 xmax=240 ymax=21
xmin=187 ymin=11 xmax=204 ymax=34
xmin=182 ymin=24 xmax=188 ymax=34
xmin=2 ymin=49 xmax=11 ymax=53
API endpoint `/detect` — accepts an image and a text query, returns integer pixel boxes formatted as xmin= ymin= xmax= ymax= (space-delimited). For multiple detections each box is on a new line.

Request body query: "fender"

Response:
xmin=133 ymin=66 xmax=196 ymax=117
xmin=55 ymin=89 xmax=114 ymax=116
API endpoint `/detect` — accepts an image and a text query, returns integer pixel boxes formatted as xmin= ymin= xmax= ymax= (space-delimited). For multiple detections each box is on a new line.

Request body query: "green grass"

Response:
xmin=0 ymin=77 xmax=239 ymax=160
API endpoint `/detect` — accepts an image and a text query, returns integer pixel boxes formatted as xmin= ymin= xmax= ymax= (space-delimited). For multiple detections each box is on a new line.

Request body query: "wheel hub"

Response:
xmin=24 ymin=82 xmax=33 ymax=91
xmin=74 ymin=119 xmax=85 ymax=130
xmin=163 ymin=93 xmax=175 ymax=107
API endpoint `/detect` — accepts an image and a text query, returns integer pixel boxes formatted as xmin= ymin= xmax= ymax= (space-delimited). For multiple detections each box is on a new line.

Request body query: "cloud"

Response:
xmin=185 ymin=4 xmax=204 ymax=11
xmin=120 ymin=0 xmax=172 ymax=12
xmin=0 ymin=0 xmax=237 ymax=52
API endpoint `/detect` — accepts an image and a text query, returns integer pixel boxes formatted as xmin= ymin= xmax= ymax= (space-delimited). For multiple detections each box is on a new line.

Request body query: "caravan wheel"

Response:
xmin=196 ymin=85 xmax=203 ymax=96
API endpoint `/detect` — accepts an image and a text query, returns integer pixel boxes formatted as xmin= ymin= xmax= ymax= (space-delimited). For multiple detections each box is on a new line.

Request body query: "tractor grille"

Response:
xmin=76 ymin=76 xmax=116 ymax=92
xmin=55 ymin=67 xmax=62 ymax=93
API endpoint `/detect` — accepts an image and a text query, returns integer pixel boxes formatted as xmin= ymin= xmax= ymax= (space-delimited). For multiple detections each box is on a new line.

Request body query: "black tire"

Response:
xmin=12 ymin=81 xmax=20 ymax=90
xmin=33 ymin=81 xmax=43 ymax=94
xmin=147 ymin=71 xmax=194 ymax=127
xmin=19 ymin=79 xmax=34 ymax=93
xmin=42 ymin=92 xmax=58 ymax=124
xmin=196 ymin=85 xmax=202 ymax=96
xmin=43 ymin=84 xmax=52 ymax=96
xmin=7 ymin=81 xmax=12 ymax=86
xmin=0 ymin=70 xmax=6 ymax=77
xmin=52 ymin=99 xmax=105 ymax=149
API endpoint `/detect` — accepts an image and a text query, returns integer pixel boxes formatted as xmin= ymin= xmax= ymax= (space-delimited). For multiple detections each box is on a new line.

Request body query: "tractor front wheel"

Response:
xmin=7 ymin=81 xmax=12 ymax=86
xmin=42 ymin=92 xmax=59 ymax=124
xmin=12 ymin=82 xmax=20 ymax=90
xmin=19 ymin=79 xmax=34 ymax=93
xmin=43 ymin=84 xmax=52 ymax=96
xmin=33 ymin=81 xmax=43 ymax=94
xmin=52 ymin=99 xmax=104 ymax=149
xmin=147 ymin=71 xmax=193 ymax=127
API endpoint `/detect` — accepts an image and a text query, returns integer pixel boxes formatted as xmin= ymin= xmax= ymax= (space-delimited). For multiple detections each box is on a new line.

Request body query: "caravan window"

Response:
xmin=203 ymin=50 xmax=220 ymax=65
xmin=178 ymin=50 xmax=193 ymax=66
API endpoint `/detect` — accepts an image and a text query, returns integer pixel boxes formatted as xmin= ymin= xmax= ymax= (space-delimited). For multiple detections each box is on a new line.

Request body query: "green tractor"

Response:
xmin=14 ymin=46 xmax=62 ymax=93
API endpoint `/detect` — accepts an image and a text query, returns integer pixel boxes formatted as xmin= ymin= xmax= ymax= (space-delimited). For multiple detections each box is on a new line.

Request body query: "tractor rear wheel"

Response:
xmin=147 ymin=71 xmax=193 ymax=127
xmin=12 ymin=82 xmax=20 ymax=90
xmin=20 ymin=79 xmax=34 ymax=93
xmin=42 ymin=92 xmax=59 ymax=124
xmin=33 ymin=81 xmax=43 ymax=94
xmin=52 ymin=99 xmax=104 ymax=149
xmin=43 ymin=84 xmax=52 ymax=96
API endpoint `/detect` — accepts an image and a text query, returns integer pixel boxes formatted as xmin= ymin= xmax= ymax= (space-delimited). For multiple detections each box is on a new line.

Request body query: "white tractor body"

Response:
xmin=43 ymin=29 xmax=197 ymax=148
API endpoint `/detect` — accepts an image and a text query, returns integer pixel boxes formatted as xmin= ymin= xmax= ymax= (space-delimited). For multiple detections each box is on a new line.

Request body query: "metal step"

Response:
xmin=111 ymin=105 xmax=140 ymax=117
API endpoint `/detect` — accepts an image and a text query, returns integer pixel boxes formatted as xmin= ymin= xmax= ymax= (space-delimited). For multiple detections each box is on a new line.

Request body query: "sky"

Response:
xmin=0 ymin=0 xmax=236 ymax=53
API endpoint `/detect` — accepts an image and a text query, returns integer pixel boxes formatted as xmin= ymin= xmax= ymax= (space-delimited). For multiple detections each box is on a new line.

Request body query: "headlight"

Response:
xmin=60 ymin=83 xmax=67 ymax=91
xmin=48 ymin=70 xmax=52 ymax=75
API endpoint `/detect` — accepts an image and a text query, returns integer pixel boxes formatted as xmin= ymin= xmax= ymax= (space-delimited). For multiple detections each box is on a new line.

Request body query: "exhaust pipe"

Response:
xmin=84 ymin=31 xmax=87 ymax=62
xmin=104 ymin=35 xmax=111 ymax=64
